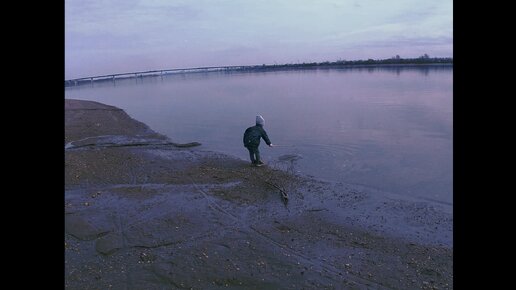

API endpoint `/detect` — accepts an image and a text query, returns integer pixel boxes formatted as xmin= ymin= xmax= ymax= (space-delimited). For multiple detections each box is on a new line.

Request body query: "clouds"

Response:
xmin=65 ymin=0 xmax=452 ymax=79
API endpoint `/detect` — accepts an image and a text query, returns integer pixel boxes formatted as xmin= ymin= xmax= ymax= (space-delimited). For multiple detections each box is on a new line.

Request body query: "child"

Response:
xmin=243 ymin=115 xmax=274 ymax=166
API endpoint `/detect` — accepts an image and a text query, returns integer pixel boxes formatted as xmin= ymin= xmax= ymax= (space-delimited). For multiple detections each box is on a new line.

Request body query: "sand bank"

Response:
xmin=65 ymin=99 xmax=452 ymax=289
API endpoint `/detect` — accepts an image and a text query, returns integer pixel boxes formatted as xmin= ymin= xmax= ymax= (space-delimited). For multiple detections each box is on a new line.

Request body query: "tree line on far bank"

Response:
xmin=258 ymin=54 xmax=452 ymax=69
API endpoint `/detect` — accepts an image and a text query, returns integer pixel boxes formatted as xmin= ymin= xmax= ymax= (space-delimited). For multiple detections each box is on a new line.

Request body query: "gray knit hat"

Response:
xmin=256 ymin=115 xmax=265 ymax=125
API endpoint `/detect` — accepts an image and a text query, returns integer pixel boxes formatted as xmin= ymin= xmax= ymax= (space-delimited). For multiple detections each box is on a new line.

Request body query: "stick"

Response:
xmin=263 ymin=179 xmax=289 ymax=207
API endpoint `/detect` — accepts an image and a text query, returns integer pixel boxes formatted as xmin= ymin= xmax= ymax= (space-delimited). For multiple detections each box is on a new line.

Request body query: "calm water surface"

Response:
xmin=65 ymin=67 xmax=453 ymax=204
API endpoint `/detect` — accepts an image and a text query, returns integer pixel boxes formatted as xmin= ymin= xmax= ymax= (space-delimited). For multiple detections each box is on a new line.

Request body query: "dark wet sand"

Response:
xmin=65 ymin=99 xmax=452 ymax=289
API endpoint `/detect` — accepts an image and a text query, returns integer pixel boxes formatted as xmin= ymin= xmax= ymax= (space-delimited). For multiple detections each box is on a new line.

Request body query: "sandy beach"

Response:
xmin=65 ymin=99 xmax=452 ymax=289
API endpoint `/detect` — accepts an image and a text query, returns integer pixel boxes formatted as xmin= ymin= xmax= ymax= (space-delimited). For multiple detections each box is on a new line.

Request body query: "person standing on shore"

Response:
xmin=243 ymin=115 xmax=274 ymax=166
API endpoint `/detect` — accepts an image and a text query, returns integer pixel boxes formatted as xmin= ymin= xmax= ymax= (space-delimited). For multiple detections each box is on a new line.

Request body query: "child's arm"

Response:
xmin=261 ymin=128 xmax=272 ymax=146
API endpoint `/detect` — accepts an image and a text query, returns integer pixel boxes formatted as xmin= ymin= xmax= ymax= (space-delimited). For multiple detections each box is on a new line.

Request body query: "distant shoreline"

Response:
xmin=65 ymin=57 xmax=452 ymax=86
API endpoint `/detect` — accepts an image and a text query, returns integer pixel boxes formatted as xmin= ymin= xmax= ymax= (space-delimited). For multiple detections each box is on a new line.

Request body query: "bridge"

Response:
xmin=64 ymin=65 xmax=255 ymax=87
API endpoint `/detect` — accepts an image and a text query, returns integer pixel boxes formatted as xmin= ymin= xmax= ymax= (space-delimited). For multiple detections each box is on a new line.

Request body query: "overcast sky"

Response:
xmin=65 ymin=0 xmax=452 ymax=79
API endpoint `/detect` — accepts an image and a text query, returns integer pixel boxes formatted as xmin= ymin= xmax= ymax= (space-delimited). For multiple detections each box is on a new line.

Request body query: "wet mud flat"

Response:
xmin=65 ymin=99 xmax=452 ymax=289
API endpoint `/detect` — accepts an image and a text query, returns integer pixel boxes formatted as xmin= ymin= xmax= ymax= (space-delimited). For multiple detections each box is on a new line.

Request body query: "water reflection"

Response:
xmin=66 ymin=66 xmax=452 ymax=204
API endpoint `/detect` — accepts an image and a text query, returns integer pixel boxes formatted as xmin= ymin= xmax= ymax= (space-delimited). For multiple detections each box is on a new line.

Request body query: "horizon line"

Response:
xmin=65 ymin=56 xmax=453 ymax=82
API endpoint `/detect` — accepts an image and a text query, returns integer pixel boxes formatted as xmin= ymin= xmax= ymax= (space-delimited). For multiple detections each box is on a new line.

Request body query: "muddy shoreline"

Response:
xmin=65 ymin=99 xmax=452 ymax=289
